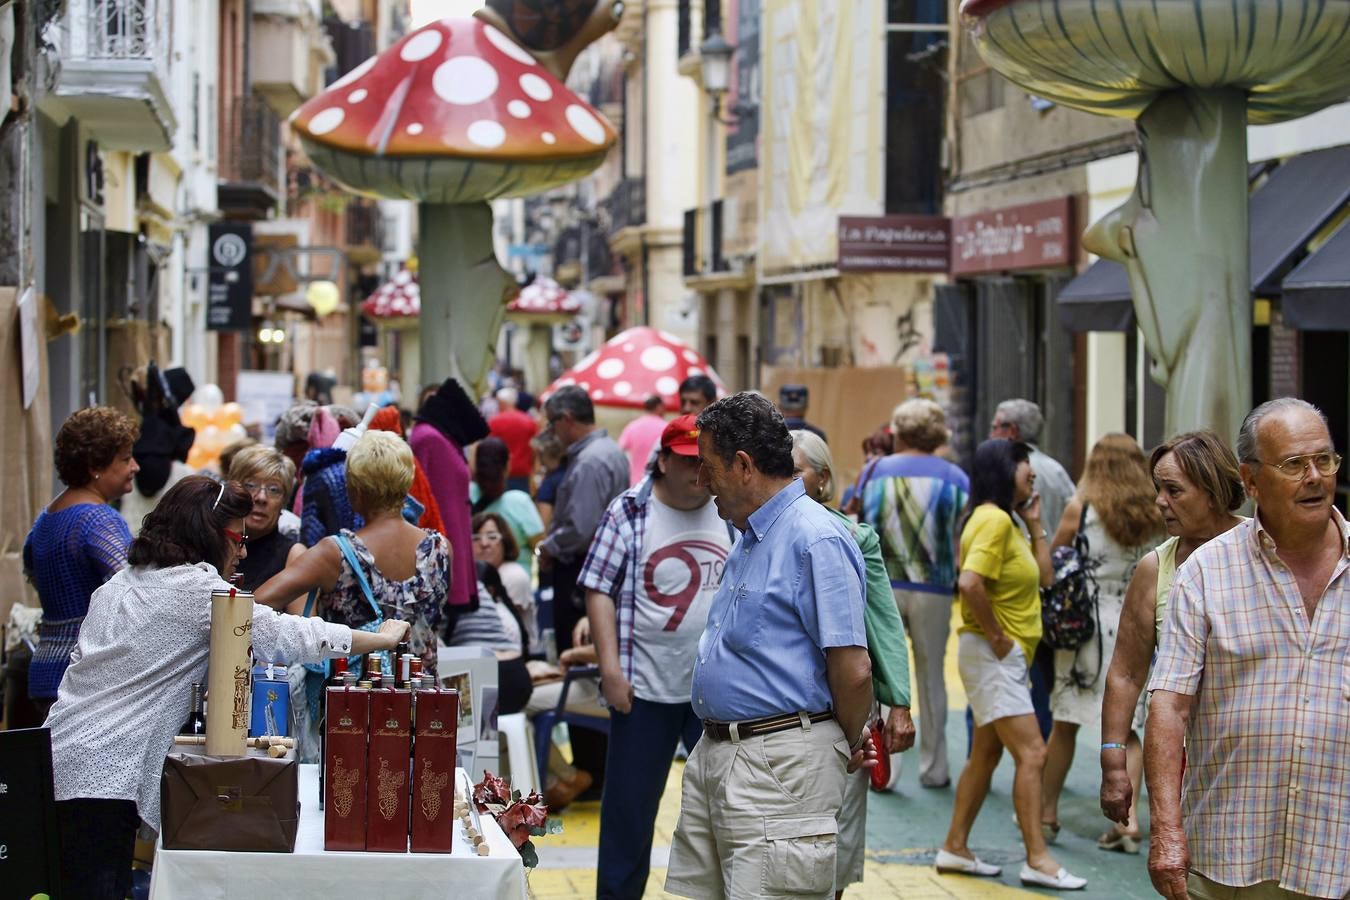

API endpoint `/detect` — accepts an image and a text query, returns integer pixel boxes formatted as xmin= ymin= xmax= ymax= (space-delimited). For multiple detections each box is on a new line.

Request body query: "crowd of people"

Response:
xmin=20 ymin=363 xmax=1350 ymax=900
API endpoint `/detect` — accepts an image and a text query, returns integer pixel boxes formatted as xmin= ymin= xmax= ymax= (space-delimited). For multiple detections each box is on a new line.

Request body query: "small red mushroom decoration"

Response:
xmin=505 ymin=276 xmax=581 ymax=322
xmin=543 ymin=326 xmax=726 ymax=411
xmin=289 ymin=15 xmax=620 ymax=393
xmin=361 ymin=268 xmax=420 ymax=324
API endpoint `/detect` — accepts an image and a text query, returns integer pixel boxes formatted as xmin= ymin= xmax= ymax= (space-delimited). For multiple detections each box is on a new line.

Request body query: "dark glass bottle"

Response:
xmin=181 ymin=682 xmax=206 ymax=735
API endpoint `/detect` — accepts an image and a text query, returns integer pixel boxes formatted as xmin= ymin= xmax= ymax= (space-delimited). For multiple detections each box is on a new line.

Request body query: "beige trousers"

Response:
xmin=1188 ymin=872 xmax=1322 ymax=899
xmin=665 ymin=717 xmax=850 ymax=899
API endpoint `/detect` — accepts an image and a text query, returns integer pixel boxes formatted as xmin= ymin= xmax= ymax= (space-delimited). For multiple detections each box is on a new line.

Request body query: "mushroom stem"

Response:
xmin=417 ymin=201 xmax=518 ymax=393
xmin=1084 ymin=88 xmax=1250 ymax=444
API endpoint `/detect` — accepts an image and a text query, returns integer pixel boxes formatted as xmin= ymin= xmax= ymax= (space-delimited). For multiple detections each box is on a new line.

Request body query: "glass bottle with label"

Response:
xmin=181 ymin=682 xmax=206 ymax=735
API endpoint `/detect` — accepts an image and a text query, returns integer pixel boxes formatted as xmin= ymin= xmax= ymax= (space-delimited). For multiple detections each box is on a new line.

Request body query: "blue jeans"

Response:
xmin=597 ymin=697 xmax=704 ymax=899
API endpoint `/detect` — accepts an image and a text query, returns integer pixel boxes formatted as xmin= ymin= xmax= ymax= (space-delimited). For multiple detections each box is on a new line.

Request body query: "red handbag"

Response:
xmin=867 ymin=718 xmax=890 ymax=791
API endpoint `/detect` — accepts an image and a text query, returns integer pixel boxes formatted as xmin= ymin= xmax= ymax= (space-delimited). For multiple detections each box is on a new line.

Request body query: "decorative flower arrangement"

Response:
xmin=473 ymin=770 xmax=560 ymax=868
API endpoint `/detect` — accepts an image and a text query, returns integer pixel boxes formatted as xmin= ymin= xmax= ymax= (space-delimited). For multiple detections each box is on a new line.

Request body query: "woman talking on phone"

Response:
xmin=936 ymin=439 xmax=1086 ymax=891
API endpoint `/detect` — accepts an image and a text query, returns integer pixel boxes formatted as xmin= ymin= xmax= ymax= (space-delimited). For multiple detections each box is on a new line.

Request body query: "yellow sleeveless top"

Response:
xmin=1153 ymin=535 xmax=1181 ymax=642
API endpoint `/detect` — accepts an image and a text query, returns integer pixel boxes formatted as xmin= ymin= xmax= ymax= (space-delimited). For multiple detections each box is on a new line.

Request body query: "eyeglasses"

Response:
xmin=242 ymin=481 xmax=286 ymax=499
xmin=222 ymin=528 xmax=248 ymax=550
xmin=1251 ymin=452 xmax=1342 ymax=480
xmin=473 ymin=532 xmax=503 ymax=544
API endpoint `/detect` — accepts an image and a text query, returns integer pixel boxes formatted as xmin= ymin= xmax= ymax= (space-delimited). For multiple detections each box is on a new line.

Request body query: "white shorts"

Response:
xmin=958 ymin=632 xmax=1035 ymax=727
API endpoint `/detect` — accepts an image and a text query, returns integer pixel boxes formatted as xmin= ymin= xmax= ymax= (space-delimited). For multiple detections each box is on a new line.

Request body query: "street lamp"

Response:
xmin=699 ymin=30 xmax=736 ymax=120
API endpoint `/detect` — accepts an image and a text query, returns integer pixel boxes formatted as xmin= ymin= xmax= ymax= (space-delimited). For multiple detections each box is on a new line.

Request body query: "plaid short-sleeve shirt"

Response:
xmin=1149 ymin=510 xmax=1350 ymax=898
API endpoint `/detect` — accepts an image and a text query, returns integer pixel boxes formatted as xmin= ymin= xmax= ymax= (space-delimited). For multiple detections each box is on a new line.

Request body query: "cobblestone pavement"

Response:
xmin=527 ymin=611 xmax=1159 ymax=899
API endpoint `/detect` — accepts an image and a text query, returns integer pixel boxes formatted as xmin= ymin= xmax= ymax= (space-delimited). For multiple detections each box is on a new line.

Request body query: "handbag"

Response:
xmin=160 ymin=751 xmax=299 ymax=852
xmin=1040 ymin=503 xmax=1099 ymax=652
xmin=302 ymin=534 xmax=392 ymax=682
xmin=867 ymin=714 xmax=891 ymax=791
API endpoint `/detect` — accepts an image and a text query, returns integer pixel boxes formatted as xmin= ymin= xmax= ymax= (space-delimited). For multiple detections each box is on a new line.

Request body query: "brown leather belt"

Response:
xmin=702 ymin=710 xmax=834 ymax=742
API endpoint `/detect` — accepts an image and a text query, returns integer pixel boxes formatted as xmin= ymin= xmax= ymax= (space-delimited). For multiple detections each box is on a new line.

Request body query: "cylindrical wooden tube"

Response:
xmin=175 ymin=735 xmax=295 ymax=749
xmin=206 ymin=588 xmax=254 ymax=756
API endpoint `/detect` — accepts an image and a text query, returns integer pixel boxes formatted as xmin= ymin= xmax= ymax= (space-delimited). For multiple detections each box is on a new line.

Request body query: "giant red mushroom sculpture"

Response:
xmin=542 ymin=326 xmax=727 ymax=410
xmin=505 ymin=276 xmax=582 ymax=390
xmin=961 ymin=0 xmax=1350 ymax=441
xmin=289 ymin=14 xmax=618 ymax=394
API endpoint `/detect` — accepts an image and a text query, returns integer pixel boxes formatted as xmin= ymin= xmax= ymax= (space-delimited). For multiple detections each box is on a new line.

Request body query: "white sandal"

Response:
xmin=1020 ymin=864 xmax=1087 ymax=890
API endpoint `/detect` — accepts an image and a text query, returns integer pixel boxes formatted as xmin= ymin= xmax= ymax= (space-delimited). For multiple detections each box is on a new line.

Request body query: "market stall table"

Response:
xmin=149 ymin=766 xmax=526 ymax=899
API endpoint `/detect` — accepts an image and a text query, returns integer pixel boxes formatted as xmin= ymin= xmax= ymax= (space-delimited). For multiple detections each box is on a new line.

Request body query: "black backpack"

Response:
xmin=1040 ymin=503 xmax=1099 ymax=653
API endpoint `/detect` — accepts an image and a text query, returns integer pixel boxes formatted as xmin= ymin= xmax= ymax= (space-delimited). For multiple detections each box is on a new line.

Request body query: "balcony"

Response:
xmin=345 ymin=201 xmax=384 ymax=265
xmin=50 ymin=0 xmax=176 ymax=151
xmin=682 ymin=201 xmax=735 ymax=284
xmin=218 ymin=95 xmax=282 ymax=218
xmin=252 ymin=0 xmax=334 ymax=117
xmin=604 ymin=178 xmax=647 ymax=234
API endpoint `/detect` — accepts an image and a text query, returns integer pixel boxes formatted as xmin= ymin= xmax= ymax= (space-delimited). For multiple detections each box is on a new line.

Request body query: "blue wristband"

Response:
xmin=1100 ymin=742 xmax=1127 ymax=751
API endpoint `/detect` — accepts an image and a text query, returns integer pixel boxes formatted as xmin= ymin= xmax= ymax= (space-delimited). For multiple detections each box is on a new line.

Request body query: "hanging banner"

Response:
xmin=206 ymin=222 xmax=253 ymax=331
xmin=760 ymin=0 xmax=885 ymax=274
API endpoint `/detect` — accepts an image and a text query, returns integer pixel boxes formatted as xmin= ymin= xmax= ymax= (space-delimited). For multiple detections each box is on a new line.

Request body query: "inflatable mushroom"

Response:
xmin=543 ymin=326 xmax=727 ymax=411
xmin=290 ymin=15 xmax=618 ymax=393
xmin=961 ymin=0 xmax=1350 ymax=440
xmin=362 ymin=267 xmax=421 ymax=323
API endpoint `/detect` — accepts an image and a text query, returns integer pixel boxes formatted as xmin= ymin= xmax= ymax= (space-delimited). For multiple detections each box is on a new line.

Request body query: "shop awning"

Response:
xmin=1251 ymin=145 xmax=1350 ymax=295
xmin=1281 ymin=220 xmax=1350 ymax=330
xmin=1057 ymin=259 xmax=1134 ymax=332
xmin=1057 ymin=146 xmax=1350 ymax=332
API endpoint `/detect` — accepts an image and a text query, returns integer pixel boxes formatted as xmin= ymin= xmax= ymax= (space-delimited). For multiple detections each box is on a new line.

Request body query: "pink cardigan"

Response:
xmin=409 ymin=422 xmax=474 ymax=607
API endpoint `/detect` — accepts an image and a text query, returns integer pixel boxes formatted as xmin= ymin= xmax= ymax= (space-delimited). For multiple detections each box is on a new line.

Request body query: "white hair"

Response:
xmin=790 ymin=429 xmax=835 ymax=503
xmin=495 ymin=386 xmax=519 ymax=409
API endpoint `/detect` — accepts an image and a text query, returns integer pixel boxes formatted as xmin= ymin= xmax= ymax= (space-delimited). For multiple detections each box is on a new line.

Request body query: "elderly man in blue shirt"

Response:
xmin=664 ymin=392 xmax=874 ymax=900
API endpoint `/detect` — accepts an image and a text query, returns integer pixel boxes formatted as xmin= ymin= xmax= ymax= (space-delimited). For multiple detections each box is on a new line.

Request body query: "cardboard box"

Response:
xmin=323 ymin=686 xmax=369 ymax=851
xmin=366 ymin=687 xmax=412 ymax=852
xmin=410 ymin=687 xmax=459 ymax=853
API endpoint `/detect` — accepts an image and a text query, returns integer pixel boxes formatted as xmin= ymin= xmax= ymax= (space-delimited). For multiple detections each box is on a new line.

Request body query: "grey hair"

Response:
xmin=996 ymin=398 xmax=1044 ymax=443
xmin=495 ymin=386 xmax=519 ymax=409
xmin=696 ymin=392 xmax=795 ymax=478
xmin=1236 ymin=398 xmax=1329 ymax=463
xmin=790 ymin=429 xmax=835 ymax=503
xmin=544 ymin=384 xmax=595 ymax=424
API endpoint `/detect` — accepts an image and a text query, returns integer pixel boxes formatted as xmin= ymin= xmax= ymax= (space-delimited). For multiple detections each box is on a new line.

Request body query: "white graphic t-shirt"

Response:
xmin=632 ymin=496 xmax=732 ymax=703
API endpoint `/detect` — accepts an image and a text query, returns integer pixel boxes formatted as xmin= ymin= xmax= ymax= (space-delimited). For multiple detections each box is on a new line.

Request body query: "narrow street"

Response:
xmin=530 ymin=611 xmax=1158 ymax=899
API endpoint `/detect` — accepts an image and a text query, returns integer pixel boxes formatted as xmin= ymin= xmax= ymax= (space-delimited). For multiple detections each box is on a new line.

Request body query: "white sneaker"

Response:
xmin=935 ymin=848 xmax=1002 ymax=876
xmin=1019 ymin=864 xmax=1087 ymax=890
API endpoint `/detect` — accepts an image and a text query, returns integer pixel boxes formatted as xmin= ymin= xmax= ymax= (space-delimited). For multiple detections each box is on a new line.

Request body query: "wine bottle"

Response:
xmin=181 ymin=682 xmax=206 ymax=735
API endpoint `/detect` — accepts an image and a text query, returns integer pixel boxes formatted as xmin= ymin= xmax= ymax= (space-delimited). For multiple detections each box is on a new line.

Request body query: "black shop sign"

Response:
xmin=207 ymin=222 xmax=254 ymax=331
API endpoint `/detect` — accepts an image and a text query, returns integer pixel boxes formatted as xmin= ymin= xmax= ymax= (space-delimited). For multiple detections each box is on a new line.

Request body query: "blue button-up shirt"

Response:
xmin=690 ymin=479 xmax=868 ymax=721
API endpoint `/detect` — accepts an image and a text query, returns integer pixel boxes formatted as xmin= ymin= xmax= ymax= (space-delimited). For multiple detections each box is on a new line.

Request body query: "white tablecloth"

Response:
xmin=150 ymin=765 xmax=526 ymax=899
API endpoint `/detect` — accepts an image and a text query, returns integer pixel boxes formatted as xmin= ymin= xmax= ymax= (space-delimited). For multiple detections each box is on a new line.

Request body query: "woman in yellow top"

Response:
xmin=937 ymin=439 xmax=1086 ymax=891
xmin=1098 ymin=431 xmax=1243 ymax=849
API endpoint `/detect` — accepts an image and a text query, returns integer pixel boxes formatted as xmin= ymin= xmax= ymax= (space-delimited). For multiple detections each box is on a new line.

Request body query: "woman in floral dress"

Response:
xmin=257 ymin=430 xmax=450 ymax=676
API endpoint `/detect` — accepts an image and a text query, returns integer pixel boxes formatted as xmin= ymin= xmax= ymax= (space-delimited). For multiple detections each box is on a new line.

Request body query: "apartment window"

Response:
xmin=704 ymin=0 xmax=722 ymax=37
xmin=678 ymin=0 xmax=692 ymax=58
xmin=885 ymin=0 xmax=947 ymax=215
xmin=956 ymin=29 xmax=1005 ymax=116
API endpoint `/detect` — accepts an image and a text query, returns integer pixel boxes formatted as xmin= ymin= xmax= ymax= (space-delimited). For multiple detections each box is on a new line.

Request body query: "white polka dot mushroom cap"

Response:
xmin=505 ymin=276 xmax=582 ymax=315
xmin=541 ymin=326 xmax=728 ymax=411
xmin=361 ymin=269 xmax=421 ymax=319
xmin=289 ymin=17 xmax=617 ymax=164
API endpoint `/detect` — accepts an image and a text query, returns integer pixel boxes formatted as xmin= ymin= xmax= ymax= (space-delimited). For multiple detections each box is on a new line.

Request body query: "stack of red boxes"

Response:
xmin=322 ymin=666 xmax=459 ymax=853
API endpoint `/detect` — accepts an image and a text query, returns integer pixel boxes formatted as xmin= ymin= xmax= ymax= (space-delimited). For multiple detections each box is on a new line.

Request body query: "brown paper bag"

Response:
xmin=159 ymin=752 xmax=300 ymax=852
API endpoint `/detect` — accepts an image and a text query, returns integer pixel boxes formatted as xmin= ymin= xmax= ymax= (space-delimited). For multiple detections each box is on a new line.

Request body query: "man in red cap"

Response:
xmin=578 ymin=414 xmax=735 ymax=899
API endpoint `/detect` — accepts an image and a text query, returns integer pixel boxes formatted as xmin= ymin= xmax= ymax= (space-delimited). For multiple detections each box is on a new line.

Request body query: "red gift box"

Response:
xmin=411 ymin=687 xmax=459 ymax=853
xmin=366 ymin=687 xmax=413 ymax=852
xmin=323 ymin=686 xmax=369 ymax=851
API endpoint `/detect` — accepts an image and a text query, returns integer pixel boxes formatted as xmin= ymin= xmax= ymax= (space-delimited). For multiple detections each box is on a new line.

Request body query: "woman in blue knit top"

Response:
xmin=24 ymin=407 xmax=140 ymax=717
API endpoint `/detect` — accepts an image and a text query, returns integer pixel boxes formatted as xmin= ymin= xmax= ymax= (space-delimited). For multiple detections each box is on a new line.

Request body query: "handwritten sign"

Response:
xmin=950 ymin=197 xmax=1075 ymax=275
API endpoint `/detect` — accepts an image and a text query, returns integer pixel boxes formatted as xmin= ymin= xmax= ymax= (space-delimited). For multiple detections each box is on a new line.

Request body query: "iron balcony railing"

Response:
xmin=218 ymin=95 xmax=282 ymax=199
xmin=59 ymin=0 xmax=170 ymax=71
xmin=604 ymin=178 xmax=647 ymax=233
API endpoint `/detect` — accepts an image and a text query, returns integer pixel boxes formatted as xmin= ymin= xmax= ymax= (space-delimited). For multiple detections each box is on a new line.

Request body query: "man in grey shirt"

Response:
xmin=539 ymin=384 xmax=631 ymax=654
xmin=990 ymin=398 xmax=1076 ymax=740
xmin=990 ymin=399 xmax=1076 ymax=536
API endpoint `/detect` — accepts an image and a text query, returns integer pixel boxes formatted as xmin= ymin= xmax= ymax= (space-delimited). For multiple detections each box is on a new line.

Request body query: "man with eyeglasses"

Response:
xmin=1146 ymin=398 xmax=1350 ymax=900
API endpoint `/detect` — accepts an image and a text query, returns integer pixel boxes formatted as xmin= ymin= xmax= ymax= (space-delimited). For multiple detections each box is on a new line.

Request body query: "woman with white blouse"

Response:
xmin=43 ymin=476 xmax=409 ymax=898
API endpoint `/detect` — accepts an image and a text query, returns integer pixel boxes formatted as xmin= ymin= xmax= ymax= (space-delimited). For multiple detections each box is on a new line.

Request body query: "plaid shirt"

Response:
xmin=578 ymin=479 xmax=735 ymax=688
xmin=1149 ymin=510 xmax=1350 ymax=898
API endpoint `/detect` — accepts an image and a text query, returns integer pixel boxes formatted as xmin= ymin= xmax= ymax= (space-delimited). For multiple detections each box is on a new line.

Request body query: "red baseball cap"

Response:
xmin=660 ymin=414 xmax=701 ymax=457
